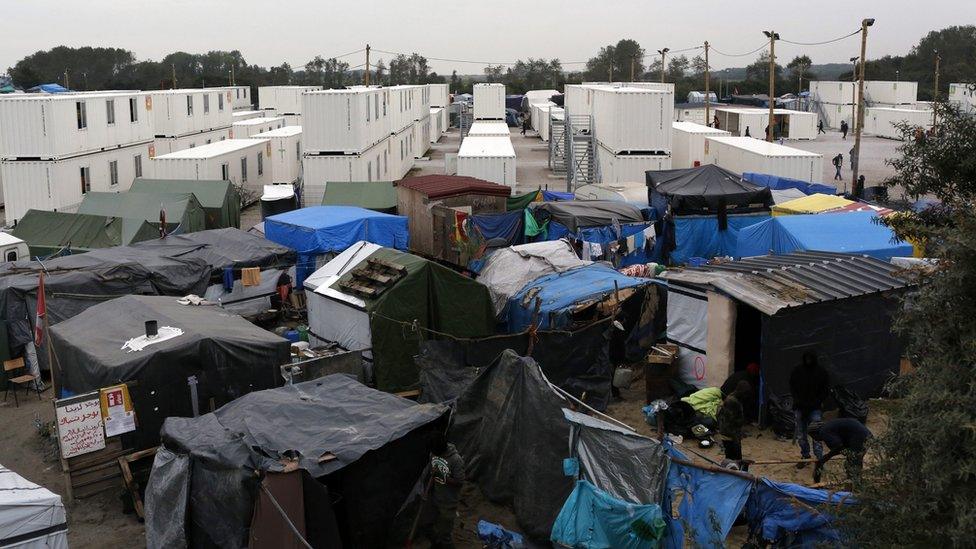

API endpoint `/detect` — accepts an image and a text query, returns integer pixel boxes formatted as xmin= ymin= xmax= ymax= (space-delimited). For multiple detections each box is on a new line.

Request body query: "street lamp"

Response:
xmin=851 ymin=17 xmax=874 ymax=196
xmin=657 ymin=48 xmax=670 ymax=83
xmin=763 ymin=31 xmax=780 ymax=141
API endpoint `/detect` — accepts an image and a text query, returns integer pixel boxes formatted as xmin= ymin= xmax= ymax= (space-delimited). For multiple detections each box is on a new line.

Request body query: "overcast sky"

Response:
xmin=3 ymin=0 xmax=973 ymax=75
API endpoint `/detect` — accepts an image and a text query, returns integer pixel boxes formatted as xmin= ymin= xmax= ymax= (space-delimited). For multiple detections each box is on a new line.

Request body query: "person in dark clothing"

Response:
xmin=790 ymin=351 xmax=830 ymax=466
xmin=832 ymin=153 xmax=844 ymax=180
xmin=840 ymin=120 xmax=849 ymax=139
xmin=713 ymin=114 xmax=721 ymax=129
xmin=817 ymin=119 xmax=826 ymax=134
xmin=809 ymin=419 xmax=873 ymax=485
xmin=744 ymin=126 xmax=751 ymax=137
xmin=855 ymin=175 xmax=866 ymax=198
xmin=521 ymin=114 xmax=530 ymax=136
xmin=764 ymin=125 xmax=770 ymax=140
xmin=717 ymin=381 xmax=751 ymax=461
xmin=721 ymin=362 xmax=760 ymax=421
xmin=421 ymin=434 xmax=465 ymax=549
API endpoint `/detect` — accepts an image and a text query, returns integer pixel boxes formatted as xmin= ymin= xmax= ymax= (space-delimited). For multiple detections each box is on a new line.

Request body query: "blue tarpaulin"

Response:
xmin=735 ymin=211 xmax=913 ymax=260
xmin=745 ymin=478 xmax=855 ymax=546
xmin=551 ymin=480 xmax=666 ymax=549
xmin=544 ymin=221 xmax=658 ymax=267
xmin=671 ymin=214 xmax=769 ymax=264
xmin=27 ymin=83 xmax=70 ymax=93
xmin=506 ymin=264 xmax=649 ymax=331
xmin=743 ymin=173 xmax=837 ymax=196
xmin=264 ymin=206 xmax=408 ymax=287
xmin=542 ymin=190 xmax=575 ymax=202
xmin=470 ymin=210 xmax=525 ymax=246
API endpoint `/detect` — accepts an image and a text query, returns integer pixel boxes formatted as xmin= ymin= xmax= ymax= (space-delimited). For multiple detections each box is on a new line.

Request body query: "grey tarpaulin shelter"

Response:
xmin=50 ymin=295 xmax=290 ymax=450
xmin=476 ymin=240 xmax=588 ymax=316
xmin=144 ymin=375 xmax=448 ymax=548
xmin=129 ymin=228 xmax=297 ymax=276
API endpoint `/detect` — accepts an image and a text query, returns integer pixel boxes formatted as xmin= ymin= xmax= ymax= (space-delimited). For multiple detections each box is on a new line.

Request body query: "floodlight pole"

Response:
xmin=851 ymin=18 xmax=874 ymax=196
xmin=933 ymin=50 xmax=941 ymax=127
xmin=365 ymin=45 xmax=371 ymax=86
xmin=657 ymin=48 xmax=669 ymax=84
xmin=764 ymin=31 xmax=778 ymax=142
xmin=704 ymin=42 xmax=711 ymax=127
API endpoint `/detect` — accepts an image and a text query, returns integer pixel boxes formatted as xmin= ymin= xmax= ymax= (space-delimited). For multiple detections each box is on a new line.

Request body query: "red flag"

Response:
xmin=35 ymin=272 xmax=45 ymax=347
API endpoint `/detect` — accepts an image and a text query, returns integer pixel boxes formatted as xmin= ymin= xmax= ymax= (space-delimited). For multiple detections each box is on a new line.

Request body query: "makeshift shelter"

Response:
xmin=770 ymin=193 xmax=854 ymax=216
xmin=77 ymin=192 xmax=207 ymax=234
xmin=736 ymin=211 xmax=913 ymax=260
xmin=11 ymin=210 xmax=157 ymax=257
xmin=506 ymin=264 xmax=651 ymax=332
xmin=396 ymin=175 xmax=509 ymax=265
xmin=51 ymin=295 xmax=289 ymax=449
xmin=145 ymin=376 xmax=448 ymax=548
xmin=743 ymin=172 xmax=837 ymax=196
xmin=476 ymin=240 xmax=589 ymax=316
xmin=530 ymin=201 xmax=656 ymax=267
xmin=0 ymin=464 xmax=68 ymax=549
xmin=660 ymin=251 xmax=913 ymax=398
xmin=264 ymin=206 xmax=408 ymax=288
xmin=130 ymin=178 xmax=241 ymax=229
xmin=647 ymin=165 xmax=773 ymax=265
xmin=304 ymin=242 xmax=495 ymax=392
xmin=321 ymin=181 xmax=397 ymax=213
xmin=130 ymin=228 xmax=297 ymax=275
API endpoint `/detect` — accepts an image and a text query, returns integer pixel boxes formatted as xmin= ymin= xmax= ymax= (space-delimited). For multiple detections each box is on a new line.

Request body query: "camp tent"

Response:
xmin=321 ymin=181 xmax=397 ymax=213
xmin=736 ymin=211 xmax=913 ymax=260
xmin=51 ymin=295 xmax=289 ymax=449
xmin=305 ymin=242 xmax=495 ymax=392
xmin=529 ymin=200 xmax=655 ymax=267
xmin=77 ymin=192 xmax=207 ymax=234
xmin=264 ymin=206 xmax=408 ymax=287
xmin=129 ymin=228 xmax=297 ymax=275
xmin=130 ymin=178 xmax=241 ymax=229
xmin=770 ymin=193 xmax=854 ymax=216
xmin=11 ymin=210 xmax=158 ymax=257
xmin=145 ymin=376 xmax=448 ymax=548
xmin=476 ymin=240 xmax=589 ymax=316
xmin=0 ymin=464 xmax=67 ymax=549
xmin=646 ymin=164 xmax=773 ymax=264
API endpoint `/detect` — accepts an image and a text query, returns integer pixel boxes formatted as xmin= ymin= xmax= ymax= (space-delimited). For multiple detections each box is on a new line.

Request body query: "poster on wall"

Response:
xmin=99 ymin=384 xmax=137 ymax=438
xmin=55 ymin=392 xmax=106 ymax=459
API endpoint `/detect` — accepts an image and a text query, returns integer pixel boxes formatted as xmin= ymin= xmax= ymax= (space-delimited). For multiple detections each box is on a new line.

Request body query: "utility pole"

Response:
xmin=365 ymin=44 xmax=371 ymax=86
xmin=630 ymin=55 xmax=636 ymax=82
xmin=63 ymin=69 xmax=69 ymax=90
xmin=763 ymin=31 xmax=779 ymax=141
xmin=851 ymin=18 xmax=875 ymax=197
xmin=850 ymin=56 xmax=858 ymax=129
xmin=171 ymin=64 xmax=177 ymax=89
xmin=704 ymin=41 xmax=711 ymax=127
xmin=657 ymin=48 xmax=669 ymax=83
xmin=933 ymin=50 xmax=941 ymax=127
xmin=230 ymin=64 xmax=235 ymax=86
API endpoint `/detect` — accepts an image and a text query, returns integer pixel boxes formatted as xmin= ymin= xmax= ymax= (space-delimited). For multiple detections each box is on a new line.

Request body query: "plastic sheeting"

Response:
xmin=745 ymin=478 xmax=855 ymax=546
xmin=204 ymin=268 xmax=284 ymax=317
xmin=468 ymin=210 xmax=525 ymax=247
xmin=131 ymin=228 xmax=297 ymax=273
xmin=671 ymin=213 xmax=769 ymax=264
xmin=144 ymin=448 xmax=190 ymax=549
xmin=743 ymin=172 xmax=837 ymax=196
xmin=149 ymin=376 xmax=448 ymax=548
xmin=0 ymin=464 xmax=67 ymax=549
xmin=477 ymin=240 xmax=588 ymax=315
xmin=647 ymin=165 xmax=773 ymax=215
xmin=666 ymin=285 xmax=709 ymax=388
xmin=449 ymin=350 xmax=575 ymax=541
xmin=771 ymin=193 xmax=854 ymax=216
xmin=531 ymin=201 xmax=644 ymax=232
xmin=506 ymin=264 xmax=650 ymax=332
xmin=544 ymin=221 xmax=657 ymax=267
xmin=735 ymin=211 xmax=913 ymax=260
xmin=417 ymin=318 xmax=615 ymax=410
xmin=550 ymin=480 xmax=666 ymax=549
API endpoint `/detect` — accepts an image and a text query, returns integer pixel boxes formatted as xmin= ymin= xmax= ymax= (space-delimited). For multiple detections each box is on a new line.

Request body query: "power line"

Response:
xmin=780 ymin=29 xmax=861 ymax=46
xmin=710 ymin=42 xmax=770 ymax=58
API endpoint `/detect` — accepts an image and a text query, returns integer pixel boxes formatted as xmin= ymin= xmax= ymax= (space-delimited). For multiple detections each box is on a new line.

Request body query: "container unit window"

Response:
xmin=258 ymin=151 xmax=264 ymax=176
xmin=109 ymin=160 xmax=119 ymax=187
xmin=218 ymin=93 xmax=224 ymax=111
xmin=221 ymin=163 xmax=230 ymax=180
xmin=204 ymin=94 xmax=210 ymax=114
xmin=241 ymin=157 xmax=248 ymax=182
xmin=366 ymin=96 xmax=371 ymax=122
xmin=296 ymin=141 xmax=301 ymax=161
xmin=186 ymin=95 xmax=194 ymax=116
xmin=76 ymin=101 xmax=87 ymax=130
xmin=80 ymin=166 xmax=91 ymax=194
xmin=129 ymin=97 xmax=139 ymax=122
xmin=106 ymin=99 xmax=116 ymax=125
xmin=134 ymin=154 xmax=143 ymax=178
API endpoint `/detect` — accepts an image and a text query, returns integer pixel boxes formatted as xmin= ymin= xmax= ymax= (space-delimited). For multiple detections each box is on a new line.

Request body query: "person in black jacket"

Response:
xmin=809 ymin=419 xmax=873 ymax=485
xmin=717 ymin=381 xmax=751 ymax=461
xmin=790 ymin=351 xmax=830 ymax=466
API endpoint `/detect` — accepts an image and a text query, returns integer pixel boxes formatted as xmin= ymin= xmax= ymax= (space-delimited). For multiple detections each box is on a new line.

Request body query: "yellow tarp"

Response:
xmin=771 ymin=193 xmax=854 ymax=216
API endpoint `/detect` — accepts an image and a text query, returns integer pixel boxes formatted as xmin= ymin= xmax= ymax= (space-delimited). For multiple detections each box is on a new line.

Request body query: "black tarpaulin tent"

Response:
xmin=646 ymin=164 xmax=773 ymax=215
xmin=530 ymin=200 xmax=644 ymax=232
xmin=51 ymin=295 xmax=290 ymax=450
xmin=129 ymin=228 xmax=297 ymax=274
xmin=144 ymin=375 xmax=448 ymax=548
xmin=130 ymin=178 xmax=241 ymax=229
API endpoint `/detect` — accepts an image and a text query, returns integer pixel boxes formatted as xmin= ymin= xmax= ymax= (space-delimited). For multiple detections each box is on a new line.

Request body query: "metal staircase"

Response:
xmin=548 ymin=112 xmax=566 ymax=176
xmin=565 ymin=114 xmax=597 ymax=191
xmin=458 ymin=103 xmax=474 ymax=138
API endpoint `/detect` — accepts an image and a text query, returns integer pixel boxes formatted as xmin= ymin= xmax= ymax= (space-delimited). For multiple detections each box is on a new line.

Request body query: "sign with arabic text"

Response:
xmin=55 ymin=392 xmax=106 ymax=459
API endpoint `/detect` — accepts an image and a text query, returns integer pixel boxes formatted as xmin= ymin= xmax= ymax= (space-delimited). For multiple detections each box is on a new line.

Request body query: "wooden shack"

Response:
xmin=396 ymin=175 xmax=509 ymax=265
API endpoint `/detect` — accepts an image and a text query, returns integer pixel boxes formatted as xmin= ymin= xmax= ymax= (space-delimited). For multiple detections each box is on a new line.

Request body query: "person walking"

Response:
xmin=717 ymin=380 xmax=751 ymax=461
xmin=840 ymin=120 xmax=849 ymax=139
xmin=817 ymin=119 xmax=826 ymax=134
xmin=713 ymin=114 xmax=721 ymax=130
xmin=744 ymin=126 xmax=751 ymax=137
xmin=855 ymin=175 xmax=866 ymax=199
xmin=790 ymin=351 xmax=830 ymax=468
xmin=809 ymin=419 xmax=873 ymax=486
xmin=520 ymin=113 xmax=530 ymax=136
xmin=832 ymin=154 xmax=844 ymax=180
xmin=421 ymin=434 xmax=466 ymax=549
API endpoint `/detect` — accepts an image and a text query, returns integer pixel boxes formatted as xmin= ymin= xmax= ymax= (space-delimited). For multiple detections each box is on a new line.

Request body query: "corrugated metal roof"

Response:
xmin=397 ymin=174 xmax=511 ymax=199
xmin=661 ymin=251 xmax=914 ymax=315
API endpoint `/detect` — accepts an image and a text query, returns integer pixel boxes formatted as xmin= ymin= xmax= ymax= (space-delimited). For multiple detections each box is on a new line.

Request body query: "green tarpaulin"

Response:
xmin=322 ymin=181 xmax=397 ymax=213
xmin=507 ymin=189 xmax=541 ymax=211
xmin=339 ymin=247 xmax=495 ymax=392
xmin=77 ymin=192 xmax=207 ymax=234
xmin=11 ymin=210 xmax=158 ymax=257
xmin=129 ymin=178 xmax=241 ymax=229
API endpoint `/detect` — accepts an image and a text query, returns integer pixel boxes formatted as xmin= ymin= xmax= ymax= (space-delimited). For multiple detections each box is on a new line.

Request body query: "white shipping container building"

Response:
xmin=149 ymin=89 xmax=234 ymax=138
xmin=412 ymin=116 xmax=430 ymax=158
xmin=949 ymin=83 xmax=976 ymax=114
xmin=219 ymin=86 xmax=252 ymax=110
xmin=253 ymin=126 xmax=302 ymax=184
xmin=232 ymin=110 xmax=266 ymax=122
xmin=153 ymin=139 xmax=271 ymax=200
xmin=705 ymin=136 xmax=824 ymax=183
xmin=428 ymin=83 xmax=450 ymax=108
xmin=583 ymin=81 xmax=676 ymax=93
xmin=863 ymin=81 xmax=918 ymax=105
xmin=671 ymin=122 xmax=730 ymax=169
xmin=302 ymin=88 xmax=390 ymax=154
xmin=473 ymin=83 xmax=505 ymax=120
xmin=258 ymin=86 xmax=322 ymax=114
xmin=457 ymin=136 xmax=516 ymax=189
xmin=302 ymin=135 xmax=393 ymax=205
xmin=153 ymin=127 xmax=232 ymax=156
xmin=564 ymin=84 xmax=592 ymax=116
xmin=597 ymin=144 xmax=671 ymax=184
xmin=809 ymin=81 xmax=858 ymax=105
xmin=815 ymin=102 xmax=856 ymax=130
xmin=232 ymin=116 xmax=285 ymax=138
xmin=674 ymin=104 xmax=711 ymax=125
xmin=714 ymin=108 xmax=817 ymax=140
xmin=530 ymin=101 xmax=556 ymax=132
xmin=430 ymin=107 xmax=445 ymax=143
xmin=590 ymin=86 xmax=672 ymax=154
xmin=862 ymin=107 xmax=933 ymax=140
xmin=388 ymin=85 xmax=428 ymax=135
xmin=0 ymin=91 xmax=154 ymax=160
xmin=2 ymin=141 xmax=154 ymax=223
xmin=467 ymin=120 xmax=511 ymax=137
xmin=391 ymin=125 xmax=415 ymax=179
